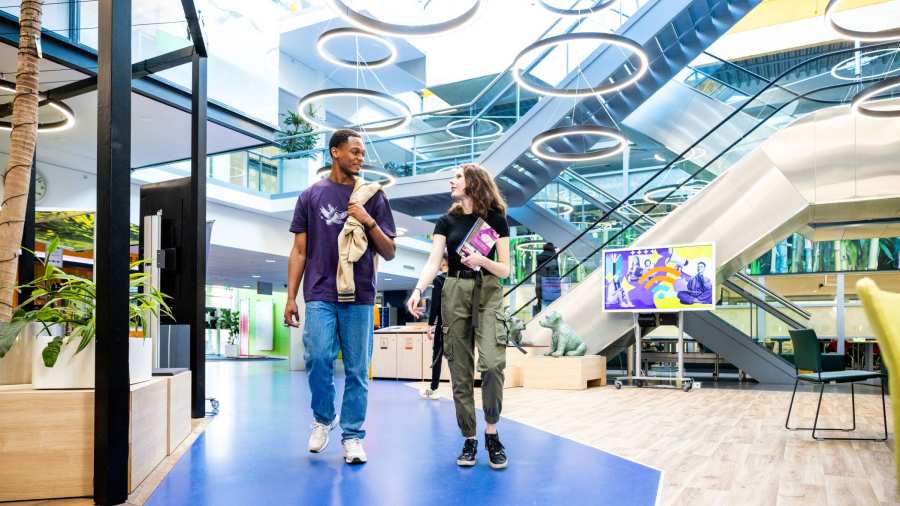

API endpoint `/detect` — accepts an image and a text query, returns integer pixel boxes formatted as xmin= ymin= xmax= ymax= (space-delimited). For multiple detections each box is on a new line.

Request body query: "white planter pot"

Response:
xmin=219 ymin=330 xmax=231 ymax=356
xmin=129 ymin=336 xmax=153 ymax=385
xmin=32 ymin=330 xmax=155 ymax=389
xmin=224 ymin=343 xmax=239 ymax=358
xmin=32 ymin=330 xmax=95 ymax=390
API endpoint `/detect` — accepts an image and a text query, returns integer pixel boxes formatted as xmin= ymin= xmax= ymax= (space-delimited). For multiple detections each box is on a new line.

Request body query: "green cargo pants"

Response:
xmin=441 ymin=273 xmax=506 ymax=438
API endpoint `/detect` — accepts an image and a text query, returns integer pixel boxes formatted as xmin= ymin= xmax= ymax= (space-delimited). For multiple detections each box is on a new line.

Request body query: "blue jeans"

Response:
xmin=303 ymin=301 xmax=373 ymax=441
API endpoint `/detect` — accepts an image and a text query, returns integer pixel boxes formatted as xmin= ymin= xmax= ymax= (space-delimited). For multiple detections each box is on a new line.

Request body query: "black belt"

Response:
xmin=447 ymin=271 xmax=493 ymax=279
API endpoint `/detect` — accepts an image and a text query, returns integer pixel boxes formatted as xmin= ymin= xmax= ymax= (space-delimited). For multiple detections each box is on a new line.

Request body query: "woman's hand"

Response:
xmin=406 ymin=289 xmax=422 ymax=318
xmin=460 ymin=251 xmax=486 ymax=269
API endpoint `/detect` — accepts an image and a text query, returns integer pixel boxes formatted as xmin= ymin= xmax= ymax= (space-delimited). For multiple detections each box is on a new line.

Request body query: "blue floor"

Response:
xmin=147 ymin=361 xmax=661 ymax=506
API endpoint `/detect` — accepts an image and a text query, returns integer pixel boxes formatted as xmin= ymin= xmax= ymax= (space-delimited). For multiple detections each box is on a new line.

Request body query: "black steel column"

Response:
xmin=94 ymin=0 xmax=131 ymax=503
xmin=189 ymin=51 xmax=207 ymax=418
xmin=17 ymin=157 xmax=35 ymax=307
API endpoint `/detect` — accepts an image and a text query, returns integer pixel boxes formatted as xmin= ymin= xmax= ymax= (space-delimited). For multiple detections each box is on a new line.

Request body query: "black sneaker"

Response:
xmin=456 ymin=438 xmax=477 ymax=467
xmin=485 ymin=433 xmax=507 ymax=469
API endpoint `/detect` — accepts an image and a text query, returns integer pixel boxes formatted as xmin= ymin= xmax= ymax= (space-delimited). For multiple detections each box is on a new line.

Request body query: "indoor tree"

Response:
xmin=0 ymin=0 xmax=43 ymax=322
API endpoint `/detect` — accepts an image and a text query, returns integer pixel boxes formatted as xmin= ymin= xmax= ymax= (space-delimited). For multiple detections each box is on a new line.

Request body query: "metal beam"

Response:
xmin=189 ymin=52 xmax=208 ymax=418
xmin=180 ymin=0 xmax=208 ymax=57
xmin=0 ymin=11 xmax=276 ymax=143
xmin=93 ymin=0 xmax=132 ymax=503
xmin=0 ymin=46 xmax=198 ymax=117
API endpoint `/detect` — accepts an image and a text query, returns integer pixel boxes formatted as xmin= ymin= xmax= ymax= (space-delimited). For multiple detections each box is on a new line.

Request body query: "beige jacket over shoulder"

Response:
xmin=337 ymin=178 xmax=383 ymax=302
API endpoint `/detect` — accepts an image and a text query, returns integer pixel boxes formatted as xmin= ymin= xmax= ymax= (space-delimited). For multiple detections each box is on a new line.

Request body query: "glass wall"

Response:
xmin=748 ymin=235 xmax=900 ymax=275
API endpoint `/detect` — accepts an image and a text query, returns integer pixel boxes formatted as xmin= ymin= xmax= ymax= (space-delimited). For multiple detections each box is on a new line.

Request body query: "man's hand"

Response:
xmin=347 ymin=202 xmax=375 ymax=228
xmin=284 ymin=300 xmax=301 ymax=328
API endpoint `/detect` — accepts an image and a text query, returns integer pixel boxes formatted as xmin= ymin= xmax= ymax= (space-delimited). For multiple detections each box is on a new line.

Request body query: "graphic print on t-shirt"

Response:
xmin=320 ymin=204 xmax=348 ymax=226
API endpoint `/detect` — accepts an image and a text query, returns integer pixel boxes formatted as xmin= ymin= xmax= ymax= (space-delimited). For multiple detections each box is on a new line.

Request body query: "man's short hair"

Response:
xmin=329 ymin=129 xmax=362 ymax=153
xmin=697 ymin=261 xmax=706 ymax=268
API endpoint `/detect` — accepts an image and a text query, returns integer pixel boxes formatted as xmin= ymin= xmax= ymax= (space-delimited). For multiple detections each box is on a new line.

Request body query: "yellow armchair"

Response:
xmin=857 ymin=277 xmax=900 ymax=492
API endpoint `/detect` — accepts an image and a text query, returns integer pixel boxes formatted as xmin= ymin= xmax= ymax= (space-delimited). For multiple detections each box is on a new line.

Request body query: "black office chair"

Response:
xmin=784 ymin=329 xmax=887 ymax=441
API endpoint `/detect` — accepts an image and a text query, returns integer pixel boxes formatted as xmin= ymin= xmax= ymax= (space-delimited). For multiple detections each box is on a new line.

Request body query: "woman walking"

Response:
xmin=407 ymin=163 xmax=511 ymax=469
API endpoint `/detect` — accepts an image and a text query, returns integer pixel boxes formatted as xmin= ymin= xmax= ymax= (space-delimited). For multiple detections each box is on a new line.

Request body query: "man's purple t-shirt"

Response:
xmin=290 ymin=178 xmax=396 ymax=305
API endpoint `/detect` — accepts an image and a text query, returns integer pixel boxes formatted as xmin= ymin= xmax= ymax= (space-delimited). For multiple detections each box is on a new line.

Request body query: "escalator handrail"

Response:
xmin=560 ymin=169 xmax=651 ymax=224
xmin=699 ymin=49 xmax=872 ymax=107
xmin=554 ymin=176 xmax=639 ymax=228
xmin=556 ymin=171 xmax=654 ymax=234
xmin=733 ymin=272 xmax=812 ymax=320
xmin=504 ymin=40 xmax=900 ymax=302
xmin=722 ymin=279 xmax=808 ymax=331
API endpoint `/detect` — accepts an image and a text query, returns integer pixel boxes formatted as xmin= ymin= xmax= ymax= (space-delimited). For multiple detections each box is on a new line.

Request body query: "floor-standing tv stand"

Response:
xmin=614 ymin=312 xmax=694 ymax=392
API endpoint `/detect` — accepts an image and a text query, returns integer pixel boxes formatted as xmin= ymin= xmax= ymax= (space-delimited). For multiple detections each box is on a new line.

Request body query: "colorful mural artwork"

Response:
xmin=603 ymin=243 xmax=716 ymax=312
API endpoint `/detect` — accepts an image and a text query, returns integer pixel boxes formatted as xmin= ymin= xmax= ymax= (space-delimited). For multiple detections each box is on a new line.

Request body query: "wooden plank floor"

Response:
xmin=411 ymin=381 xmax=898 ymax=506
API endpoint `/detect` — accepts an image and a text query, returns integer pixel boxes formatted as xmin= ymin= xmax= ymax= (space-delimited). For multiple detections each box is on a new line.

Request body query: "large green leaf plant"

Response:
xmin=217 ymin=308 xmax=240 ymax=346
xmin=0 ymin=238 xmax=172 ymax=367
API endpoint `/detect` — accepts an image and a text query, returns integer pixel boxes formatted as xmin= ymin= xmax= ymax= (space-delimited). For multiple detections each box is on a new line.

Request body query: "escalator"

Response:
xmin=507 ymin=43 xmax=900 ymax=384
xmin=389 ymin=0 xmax=762 ymax=215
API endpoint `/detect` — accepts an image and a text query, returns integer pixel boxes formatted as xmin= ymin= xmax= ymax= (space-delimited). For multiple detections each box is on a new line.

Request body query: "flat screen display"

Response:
xmin=602 ymin=243 xmax=716 ymax=313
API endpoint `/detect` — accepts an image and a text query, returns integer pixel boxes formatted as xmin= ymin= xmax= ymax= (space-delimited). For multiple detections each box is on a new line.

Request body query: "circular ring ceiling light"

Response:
xmin=316 ymin=165 xmax=397 ymax=188
xmin=824 ymin=0 xmax=900 ymax=42
xmin=830 ymin=48 xmax=900 ymax=81
xmin=515 ymin=239 xmax=549 ymax=253
xmin=0 ymin=82 xmax=75 ymax=133
xmin=512 ymin=33 xmax=648 ymax=97
xmin=532 ymin=200 xmax=575 ymax=216
xmin=444 ymin=118 xmax=503 ymax=140
xmin=538 ymin=0 xmax=615 ymax=17
xmin=643 ymin=182 xmax=707 ymax=205
xmin=574 ymin=219 xmax=618 ymax=231
xmin=298 ymin=88 xmax=411 ymax=133
xmin=316 ymin=27 xmax=397 ymax=69
xmin=850 ymin=75 xmax=900 ymax=118
xmin=328 ymin=0 xmax=482 ymax=37
xmin=530 ymin=125 xmax=627 ymax=162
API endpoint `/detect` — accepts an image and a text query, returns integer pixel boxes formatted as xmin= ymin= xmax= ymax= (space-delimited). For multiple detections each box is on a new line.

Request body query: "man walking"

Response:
xmin=284 ymin=129 xmax=396 ymax=464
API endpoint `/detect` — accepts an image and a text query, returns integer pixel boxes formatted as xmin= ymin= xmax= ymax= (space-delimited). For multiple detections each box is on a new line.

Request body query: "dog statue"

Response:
xmin=497 ymin=307 xmax=528 ymax=352
xmin=538 ymin=311 xmax=587 ymax=357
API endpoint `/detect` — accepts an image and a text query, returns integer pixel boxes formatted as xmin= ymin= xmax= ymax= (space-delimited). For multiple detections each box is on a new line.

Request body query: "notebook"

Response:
xmin=457 ymin=217 xmax=499 ymax=260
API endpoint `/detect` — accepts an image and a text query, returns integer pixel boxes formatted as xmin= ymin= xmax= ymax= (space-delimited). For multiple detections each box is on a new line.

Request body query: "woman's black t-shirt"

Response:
xmin=433 ymin=210 xmax=510 ymax=274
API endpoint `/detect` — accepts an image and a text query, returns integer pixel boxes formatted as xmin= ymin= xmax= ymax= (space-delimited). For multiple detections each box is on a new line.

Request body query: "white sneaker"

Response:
xmin=420 ymin=388 xmax=440 ymax=400
xmin=342 ymin=438 xmax=367 ymax=465
xmin=308 ymin=420 xmax=336 ymax=453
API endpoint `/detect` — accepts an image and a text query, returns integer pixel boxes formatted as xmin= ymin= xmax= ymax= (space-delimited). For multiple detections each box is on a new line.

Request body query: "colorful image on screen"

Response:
xmin=603 ymin=243 xmax=716 ymax=313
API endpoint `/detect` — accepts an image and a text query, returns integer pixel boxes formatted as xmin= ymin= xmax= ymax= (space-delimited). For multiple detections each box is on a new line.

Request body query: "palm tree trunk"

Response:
xmin=0 ymin=0 xmax=42 ymax=322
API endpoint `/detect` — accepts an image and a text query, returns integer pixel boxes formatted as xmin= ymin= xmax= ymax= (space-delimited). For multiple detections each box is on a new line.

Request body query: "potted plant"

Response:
xmin=218 ymin=308 xmax=240 ymax=358
xmin=0 ymin=238 xmax=172 ymax=389
xmin=276 ymin=106 xmax=320 ymax=158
